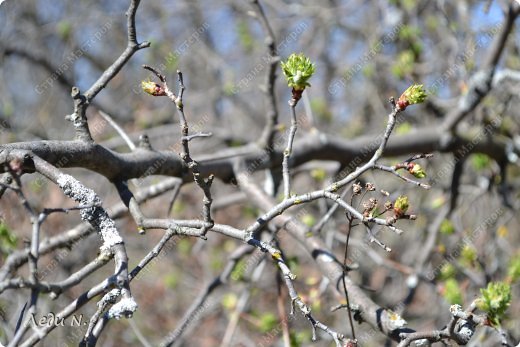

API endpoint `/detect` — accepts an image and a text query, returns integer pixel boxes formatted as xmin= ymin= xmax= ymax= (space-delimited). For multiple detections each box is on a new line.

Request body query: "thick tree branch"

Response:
xmin=0 ymin=122 xmax=511 ymax=183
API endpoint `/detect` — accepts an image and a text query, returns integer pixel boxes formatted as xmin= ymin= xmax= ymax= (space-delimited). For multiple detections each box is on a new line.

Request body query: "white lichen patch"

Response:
xmin=57 ymin=174 xmax=99 ymax=206
xmin=98 ymin=288 xmax=121 ymax=308
xmin=458 ymin=324 xmax=474 ymax=341
xmin=57 ymin=174 xmax=123 ymax=249
xmin=107 ymin=296 xmax=138 ymax=320
xmin=449 ymin=304 xmax=463 ymax=316
xmin=98 ymin=217 xmax=123 ymax=251
xmin=387 ymin=310 xmax=407 ymax=330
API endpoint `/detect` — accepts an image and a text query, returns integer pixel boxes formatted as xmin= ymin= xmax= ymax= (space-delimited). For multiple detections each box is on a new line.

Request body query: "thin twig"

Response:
xmin=342 ymin=195 xmax=357 ymax=341
xmin=219 ymin=258 xmax=266 ymax=347
xmin=312 ymin=186 xmax=351 ymax=233
xmin=160 ymin=244 xmax=254 ymax=346
xmin=84 ymin=0 xmax=150 ymax=102
xmin=282 ymin=101 xmax=298 ymax=199
xmin=98 ymin=110 xmax=136 ymax=151
xmin=374 ymin=164 xmax=431 ymax=189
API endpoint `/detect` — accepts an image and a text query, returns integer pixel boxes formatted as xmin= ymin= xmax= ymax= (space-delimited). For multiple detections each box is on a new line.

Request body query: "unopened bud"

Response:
xmin=407 ymin=163 xmax=427 ymax=178
xmin=141 ymin=80 xmax=166 ymax=96
xmin=393 ymin=195 xmax=409 ymax=218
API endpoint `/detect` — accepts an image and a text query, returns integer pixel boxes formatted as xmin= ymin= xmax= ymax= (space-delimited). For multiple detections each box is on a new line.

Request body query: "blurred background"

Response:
xmin=1 ymin=0 xmax=519 ymax=346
